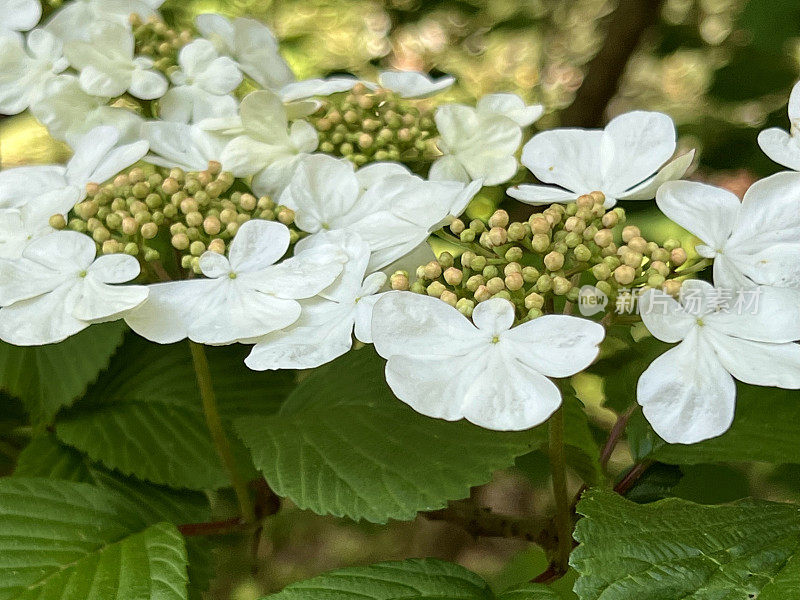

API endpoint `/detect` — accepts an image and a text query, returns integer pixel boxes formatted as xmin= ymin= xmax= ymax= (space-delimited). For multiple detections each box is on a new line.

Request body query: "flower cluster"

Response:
xmin=1 ymin=0 xmax=799 ymax=447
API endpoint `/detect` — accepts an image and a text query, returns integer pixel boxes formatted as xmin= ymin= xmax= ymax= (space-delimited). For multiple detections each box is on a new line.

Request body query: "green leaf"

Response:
xmin=0 ymin=477 xmax=188 ymax=600
xmin=14 ymin=435 xmax=213 ymax=597
xmin=235 ymin=347 xmax=545 ymax=523
xmin=55 ymin=335 xmax=296 ymax=489
xmin=496 ymin=584 xmax=564 ymax=599
xmin=261 ymin=558 xmax=493 ymax=599
xmin=571 ymin=489 xmax=800 ymax=600
xmin=561 ymin=394 xmax=601 ymax=485
xmin=0 ymin=322 xmax=125 ymax=426
xmin=636 ymin=385 xmax=800 ymax=465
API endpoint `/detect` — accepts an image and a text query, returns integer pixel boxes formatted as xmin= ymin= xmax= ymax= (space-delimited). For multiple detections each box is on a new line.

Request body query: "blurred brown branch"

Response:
xmin=560 ymin=0 xmax=665 ymax=127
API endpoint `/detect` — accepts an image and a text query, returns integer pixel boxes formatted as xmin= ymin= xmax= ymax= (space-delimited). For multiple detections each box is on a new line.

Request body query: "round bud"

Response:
xmin=186 ymin=211 xmax=203 ymax=227
xmin=552 ymin=276 xmax=571 ymax=296
xmin=576 ymin=194 xmax=594 ymax=209
xmin=650 ymin=260 xmax=669 ymax=277
xmin=92 ymin=227 xmax=110 ymax=243
xmin=594 ymin=229 xmax=614 ymax=248
xmin=277 ymin=208 xmax=295 ymax=225
xmin=592 ymin=263 xmax=611 ymax=280
xmin=460 ymin=229 xmax=476 ymax=242
xmin=621 ymin=225 xmax=640 ymax=243
xmin=132 ymin=182 xmax=150 ymax=199
xmin=465 ymin=274 xmax=485 ymax=292
xmin=456 ymin=298 xmax=475 ymax=317
xmin=124 ymin=242 xmax=139 ymax=256
xmin=208 ymin=239 xmax=226 ymax=254
xmin=482 ymin=265 xmax=499 ymax=279
xmin=410 ymin=280 xmax=426 ymax=294
xmin=450 ymin=219 xmax=465 ymax=235
xmin=49 ymin=214 xmax=67 ymax=229
xmin=565 ymin=203 xmax=578 ymax=216
xmin=140 ymin=222 xmax=158 ymax=239
xmin=101 ymin=240 xmax=119 ymax=254
xmin=505 ymin=246 xmax=523 ymax=262
xmin=604 ymin=255 xmax=621 ymax=270
xmin=647 ymin=273 xmax=666 ymax=288
xmin=536 ymin=274 xmax=553 ymax=293
xmin=190 ymin=241 xmax=206 ymax=256
xmin=461 ymin=251 xmax=476 ymax=268
xmin=663 ymin=238 xmax=681 ymax=251
xmin=623 ymin=251 xmax=643 ymax=269
xmin=488 ymin=227 xmax=508 ymax=246
xmin=486 ymin=277 xmax=505 ymax=294
xmin=438 ymin=252 xmax=454 ymax=269
xmin=471 ymin=256 xmax=487 ymax=271
xmin=390 ymin=271 xmax=410 ymax=290
xmin=524 ymin=292 xmax=545 ymax=310
xmin=565 ymin=231 xmax=582 ymax=248
xmin=522 ymin=266 xmax=540 ymax=283
xmin=613 ymin=265 xmax=636 ymax=285
xmin=627 ymin=236 xmax=648 ymax=254
xmin=504 ymin=262 xmax=522 ymax=276
xmin=544 ymin=251 xmax=565 ymax=271
xmin=180 ymin=198 xmax=199 ymax=214
xmin=144 ymin=248 xmax=160 ymax=262
xmin=529 ymin=215 xmax=551 ymax=234
xmin=670 ymin=247 xmax=688 ymax=266
xmin=651 ymin=248 xmax=670 ymax=263
xmin=488 ymin=209 xmax=509 ymax=229
xmin=601 ymin=211 xmax=619 ymax=228
xmin=505 ymin=272 xmax=524 ymax=291
xmin=423 ymin=261 xmax=442 ymax=280
xmin=444 ymin=267 xmax=463 ymax=286
xmin=531 ymin=233 xmax=550 ymax=253
xmin=492 ymin=290 xmax=512 ymax=301
xmin=171 ymin=233 xmax=190 ymax=250
xmin=474 ymin=285 xmax=492 ymax=302
xmin=440 ymin=290 xmax=458 ymax=307
xmin=202 ymin=216 xmax=220 ymax=235
xmin=161 ymin=177 xmax=180 ymax=195
xmin=427 ymin=281 xmax=446 ymax=298
xmin=573 ymin=244 xmax=592 ymax=262
xmin=663 ymin=279 xmax=682 ymax=296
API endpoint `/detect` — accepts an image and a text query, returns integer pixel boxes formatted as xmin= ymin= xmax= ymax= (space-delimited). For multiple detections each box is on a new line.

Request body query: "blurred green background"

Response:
xmin=2 ymin=1 xmax=800 ymax=598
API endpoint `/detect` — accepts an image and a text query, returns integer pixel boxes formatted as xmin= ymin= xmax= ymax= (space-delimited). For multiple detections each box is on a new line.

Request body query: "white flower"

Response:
xmin=0 ymin=231 xmax=148 ymax=345
xmin=246 ymin=230 xmax=385 ymax=370
xmin=508 ymin=111 xmax=694 ymax=208
xmin=30 ymin=76 xmax=144 ymax=147
xmin=64 ymin=22 xmax=168 ymax=100
xmin=160 ymin=39 xmax=242 ymax=123
xmin=195 ymin=13 xmax=295 ymax=92
xmin=371 ymin=294 xmax=605 ymax=430
xmin=637 ymin=280 xmax=800 ymax=444
xmin=280 ymin=154 xmax=481 ymax=270
xmin=0 ymin=127 xmax=148 ymax=240
xmin=0 ymin=29 xmax=68 ymax=114
xmin=124 ymin=219 xmax=347 ymax=345
xmin=220 ymin=90 xmax=318 ymax=196
xmin=758 ymin=80 xmax=800 ymax=171
xmin=44 ymin=0 xmax=164 ymax=43
xmin=656 ymin=172 xmax=800 ymax=293
xmin=0 ymin=0 xmax=41 ymax=39
xmin=429 ymin=103 xmax=523 ymax=186
xmin=142 ymin=121 xmax=231 ymax=171
xmin=476 ymin=93 xmax=544 ymax=127
xmin=0 ymin=192 xmax=76 ymax=260
xmin=278 ymin=70 xmax=455 ymax=102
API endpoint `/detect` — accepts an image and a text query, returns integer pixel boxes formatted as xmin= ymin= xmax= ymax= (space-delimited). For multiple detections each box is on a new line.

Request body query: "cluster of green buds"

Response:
xmin=50 ymin=162 xmax=302 ymax=277
xmin=391 ymin=191 xmax=691 ymax=322
xmin=309 ymin=83 xmax=440 ymax=167
xmin=130 ymin=14 xmax=193 ymax=74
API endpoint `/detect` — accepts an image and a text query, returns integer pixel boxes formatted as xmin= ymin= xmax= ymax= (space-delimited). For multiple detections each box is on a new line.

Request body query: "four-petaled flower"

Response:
xmin=638 ymin=280 xmax=800 ymax=444
xmin=508 ymin=111 xmax=694 ymax=208
xmin=371 ymin=293 xmax=605 ymax=430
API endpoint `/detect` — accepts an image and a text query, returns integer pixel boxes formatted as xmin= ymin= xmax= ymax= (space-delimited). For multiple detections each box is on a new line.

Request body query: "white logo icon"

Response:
xmin=578 ymin=285 xmax=608 ymax=316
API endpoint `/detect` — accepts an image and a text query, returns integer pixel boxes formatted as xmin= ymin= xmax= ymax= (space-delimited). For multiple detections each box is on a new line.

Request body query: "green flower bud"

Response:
xmin=486 ymin=276 xmax=505 ymax=294
xmin=566 ymin=286 xmax=580 ymax=302
xmin=573 ymin=244 xmax=592 ymax=262
xmin=603 ymin=255 xmax=621 ymax=270
xmin=410 ymin=280 xmax=426 ymax=294
xmin=525 ymin=292 xmax=544 ymax=310
xmin=171 ymin=233 xmax=190 ymax=250
xmin=536 ymin=274 xmax=552 ymax=293
xmin=504 ymin=262 xmax=522 ymax=276
xmin=663 ymin=238 xmax=681 ymax=251
xmin=565 ymin=231 xmax=582 ymax=248
xmin=190 ymin=241 xmax=206 ymax=256
xmin=492 ymin=290 xmax=512 ymax=301
xmin=482 ymin=265 xmax=499 ymax=279
xmin=596 ymin=280 xmax=613 ymax=296
xmin=471 ymin=256 xmax=487 ymax=271
xmin=522 ymin=266 xmax=540 ymax=283
xmin=622 ymin=251 xmax=643 ymax=269
xmin=505 ymin=246 xmax=523 ymax=262
xmin=456 ymin=297 xmax=474 ymax=317
xmin=650 ymin=260 xmax=669 ymax=277
xmin=140 ymin=222 xmax=158 ymax=239
xmin=552 ymin=276 xmax=571 ymax=295
xmin=505 ymin=272 xmax=524 ymax=291
xmin=443 ymin=267 xmax=463 ymax=286
xmin=440 ymin=290 xmax=458 ymax=307
xmin=531 ymin=233 xmax=550 ymax=253
xmin=663 ymin=279 xmax=682 ymax=296
xmin=450 ymin=219 xmax=465 ymax=235
xmin=544 ymin=251 xmax=565 ymax=271
xmin=527 ymin=307 xmax=543 ymax=319
xmin=438 ymin=252 xmax=454 ymax=269
xmin=621 ymin=225 xmax=640 ymax=243
xmin=647 ymin=273 xmax=666 ymax=288
xmin=92 ymin=227 xmax=110 ymax=243
xmin=465 ymin=274 xmax=485 ymax=292
xmin=651 ymin=247 xmax=670 ymax=263
xmin=614 ymin=265 xmax=636 ymax=285
xmin=132 ymin=181 xmax=150 ymax=199
xmin=670 ymin=247 xmax=687 ymax=266
xmin=460 ymin=251 xmax=476 ymax=268
xmin=427 ymin=281 xmax=446 ymax=298
xmin=124 ymin=242 xmax=139 ymax=256
xmin=460 ymin=229 xmax=476 ymax=242
xmin=592 ymin=263 xmax=611 ymax=280
xmin=49 ymin=214 xmax=67 ymax=229
xmin=144 ymin=247 xmax=160 ymax=262
xmin=469 ymin=219 xmax=486 ymax=233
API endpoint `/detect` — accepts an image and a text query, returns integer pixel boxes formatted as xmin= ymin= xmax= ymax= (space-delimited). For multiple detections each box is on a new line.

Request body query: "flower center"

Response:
xmin=491 ymin=335 xmax=500 ymax=344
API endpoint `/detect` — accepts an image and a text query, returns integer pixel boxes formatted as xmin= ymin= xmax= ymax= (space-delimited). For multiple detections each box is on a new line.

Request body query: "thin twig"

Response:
xmin=600 ymin=405 xmax=639 ymax=470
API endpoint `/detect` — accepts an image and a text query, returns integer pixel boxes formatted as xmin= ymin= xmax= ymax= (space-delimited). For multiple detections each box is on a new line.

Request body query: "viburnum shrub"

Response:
xmin=0 ymin=1 xmax=799 ymax=599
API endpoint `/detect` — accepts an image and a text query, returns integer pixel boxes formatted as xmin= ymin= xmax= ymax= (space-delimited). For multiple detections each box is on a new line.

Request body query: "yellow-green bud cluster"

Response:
xmin=52 ymin=161 xmax=302 ymax=278
xmin=308 ymin=82 xmax=439 ymax=167
xmin=131 ymin=14 xmax=193 ymax=74
xmin=404 ymin=192 xmax=690 ymax=323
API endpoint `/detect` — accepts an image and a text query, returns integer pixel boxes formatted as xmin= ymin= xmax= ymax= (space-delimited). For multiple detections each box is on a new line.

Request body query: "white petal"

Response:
xmin=731 ymin=171 xmax=800 ymax=248
xmin=22 ymin=229 xmax=95 ymax=271
xmin=220 ymin=136 xmax=284 ymax=177
xmin=428 ymin=155 xmax=470 ymax=183
xmin=637 ymin=329 xmax=736 ymax=444
xmin=506 ymin=184 xmax=578 ymax=205
xmin=279 ymin=77 xmax=360 ymax=102
xmin=0 ymin=282 xmax=86 ymax=345
xmin=476 ymin=93 xmax=543 ymax=127
xmin=228 ymin=219 xmax=290 ymax=272
xmin=296 ymin=230 xmax=371 ymax=303
xmin=230 ymin=17 xmax=294 ymax=91
xmin=618 ymin=149 xmax=695 ymax=201
xmin=355 ymin=161 xmax=411 ymax=189
xmin=77 ymin=64 xmax=128 ymax=98
xmin=288 ymin=120 xmax=319 ymax=154
xmin=129 ymin=68 xmax=167 ymax=100
xmin=377 ymin=70 xmax=454 ymax=98
xmin=471 ymin=297 xmax=514 ymax=335
xmin=244 ymin=243 xmax=346 ymax=300
xmin=187 ymin=279 xmax=302 ymax=345
xmin=520 ymin=128 xmax=604 ymax=193
xmin=353 ymin=291 xmax=383 ymax=343
xmin=86 ymin=140 xmax=149 ymax=185
xmin=706 ymin=328 xmax=800 ymax=389
xmin=71 ymin=276 xmax=148 ymax=322
xmin=65 ymin=125 xmax=120 ymax=185
xmin=704 ymin=286 xmax=800 ymax=344
xmin=434 ymin=104 xmax=478 ymax=149
xmin=177 ymin=39 xmax=218 ymax=77
xmin=757 ymin=128 xmax=800 ymax=171
xmin=503 ymin=314 xmax=605 ymax=378
xmin=87 ymin=253 xmax=141 ymax=283
xmin=198 ymin=251 xmax=231 ymax=279
xmin=245 ymin=307 xmax=355 ymax=370
xmin=3 ymin=0 xmax=42 ymax=32
xmin=655 ymin=180 xmax=740 ymax=253
xmin=143 ymin=121 xmax=227 ymax=171
xmin=239 ymin=89 xmax=289 ymax=141
xmin=124 ymin=279 xmax=209 ymax=343
xmin=790 ymin=80 xmax=800 ymax=122
xmin=600 ymin=111 xmax=676 ymax=195
xmin=638 ymin=288 xmax=696 ymax=343
xmin=371 ymin=291 xmax=481 ymax=358
xmin=0 ymin=165 xmax=67 ymax=209
xmin=460 ymin=349 xmax=563 ymax=430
